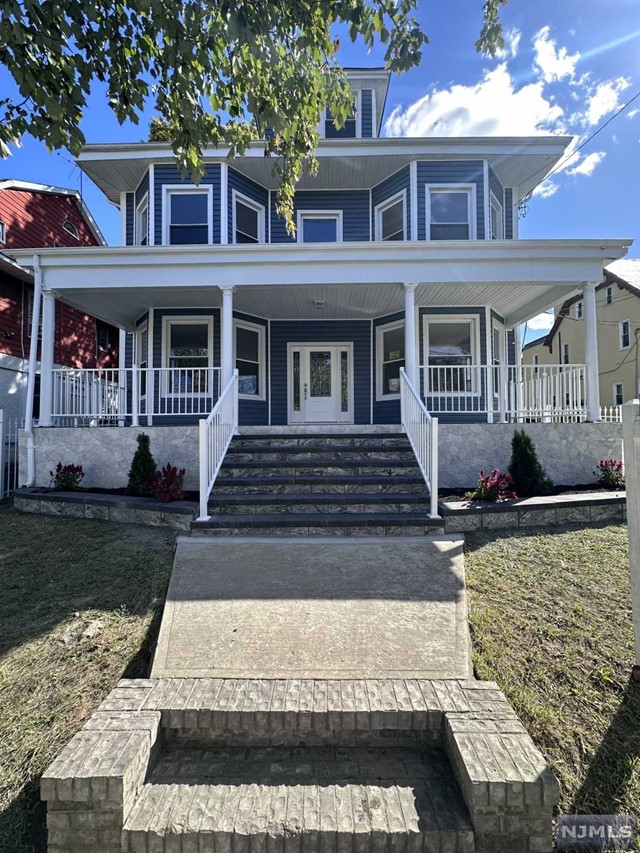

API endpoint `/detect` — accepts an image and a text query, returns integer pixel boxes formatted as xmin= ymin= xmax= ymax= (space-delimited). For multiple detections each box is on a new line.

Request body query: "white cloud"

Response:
xmin=566 ymin=150 xmax=606 ymax=176
xmin=527 ymin=312 xmax=555 ymax=331
xmin=584 ymin=78 xmax=630 ymax=125
xmin=533 ymin=180 xmax=559 ymax=199
xmin=627 ymin=108 xmax=640 ymax=120
xmin=384 ymin=64 xmax=563 ymax=138
xmin=533 ymin=26 xmax=580 ymax=83
xmin=495 ymin=28 xmax=522 ymax=60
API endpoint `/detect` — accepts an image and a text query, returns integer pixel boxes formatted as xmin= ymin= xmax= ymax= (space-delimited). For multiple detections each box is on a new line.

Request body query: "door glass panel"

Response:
xmin=341 ymin=350 xmax=349 ymax=412
xmin=309 ymin=351 xmax=332 ymax=397
xmin=293 ymin=351 xmax=301 ymax=411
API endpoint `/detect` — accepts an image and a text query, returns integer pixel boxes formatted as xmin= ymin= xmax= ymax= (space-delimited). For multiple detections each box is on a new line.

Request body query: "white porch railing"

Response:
xmin=400 ymin=368 xmax=439 ymax=518
xmin=600 ymin=405 xmax=622 ymax=422
xmin=198 ymin=370 xmax=239 ymax=520
xmin=421 ymin=364 xmax=588 ymax=423
xmin=0 ymin=409 xmax=20 ymax=497
xmin=51 ymin=367 xmax=223 ymax=424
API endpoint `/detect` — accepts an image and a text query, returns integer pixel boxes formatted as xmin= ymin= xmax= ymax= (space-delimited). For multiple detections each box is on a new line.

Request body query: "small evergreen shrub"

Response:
xmin=148 ymin=463 xmax=186 ymax=502
xmin=595 ymin=459 xmax=625 ymax=491
xmin=508 ymin=429 xmax=553 ymax=497
xmin=127 ymin=433 xmax=157 ymax=496
xmin=50 ymin=462 xmax=84 ymax=491
xmin=465 ymin=468 xmax=517 ymax=502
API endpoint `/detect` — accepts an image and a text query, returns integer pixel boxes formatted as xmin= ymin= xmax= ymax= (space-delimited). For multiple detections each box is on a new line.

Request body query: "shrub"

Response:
xmin=148 ymin=463 xmax=185 ymax=502
xmin=465 ymin=468 xmax=517 ymax=502
xmin=595 ymin=459 xmax=625 ymax=491
xmin=127 ymin=433 xmax=157 ymax=496
xmin=50 ymin=462 xmax=84 ymax=491
xmin=508 ymin=429 xmax=554 ymax=498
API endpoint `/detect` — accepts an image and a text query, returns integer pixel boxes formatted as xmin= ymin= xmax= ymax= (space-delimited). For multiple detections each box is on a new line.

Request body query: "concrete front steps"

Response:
xmin=192 ymin=432 xmax=441 ymax=536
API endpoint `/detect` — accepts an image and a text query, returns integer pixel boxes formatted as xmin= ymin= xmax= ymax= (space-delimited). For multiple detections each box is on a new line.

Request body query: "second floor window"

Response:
xmin=0 ymin=221 xmax=5 ymax=244
xmin=135 ymin=196 xmax=148 ymax=246
xmin=376 ymin=194 xmax=405 ymax=242
xmin=167 ymin=189 xmax=210 ymax=245
xmin=605 ymin=286 xmax=613 ymax=305
xmin=324 ymin=105 xmax=356 ymax=139
xmin=490 ymin=195 xmax=503 ymax=239
xmin=428 ymin=188 xmax=473 ymax=240
xmin=576 ymin=301 xmax=583 ymax=319
xmin=620 ymin=320 xmax=630 ymax=350
xmin=562 ymin=342 xmax=570 ymax=364
xmin=298 ymin=212 xmax=342 ymax=243
xmin=614 ymin=382 xmax=624 ymax=406
xmin=233 ymin=194 xmax=264 ymax=244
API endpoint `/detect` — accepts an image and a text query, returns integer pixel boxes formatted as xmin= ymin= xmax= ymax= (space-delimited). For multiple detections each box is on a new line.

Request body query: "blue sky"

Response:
xmin=1 ymin=0 xmax=639 ymax=337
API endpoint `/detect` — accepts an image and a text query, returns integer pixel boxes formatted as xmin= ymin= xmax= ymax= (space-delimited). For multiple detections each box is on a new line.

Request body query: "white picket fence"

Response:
xmin=0 ymin=409 xmax=20 ymax=498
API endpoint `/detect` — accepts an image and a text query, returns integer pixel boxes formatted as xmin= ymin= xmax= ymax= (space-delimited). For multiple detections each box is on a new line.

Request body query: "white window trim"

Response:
xmin=63 ymin=220 xmax=80 ymax=240
xmin=422 ymin=314 xmax=481 ymax=396
xmin=135 ymin=193 xmax=149 ymax=246
xmin=489 ymin=192 xmax=504 ymax=240
xmin=287 ymin=342 xmax=354 ymax=424
xmin=161 ymin=315 xmax=215 ymax=396
xmin=234 ymin=318 xmax=266 ymax=401
xmin=0 ymin=221 xmax=5 ymax=244
xmin=425 ymin=184 xmax=477 ymax=241
xmin=376 ymin=319 xmax=405 ymax=402
xmin=620 ymin=320 xmax=631 ymax=350
xmin=162 ymin=184 xmax=214 ymax=246
xmin=374 ymin=189 xmax=407 ymax=242
xmin=296 ymin=210 xmax=344 ymax=243
xmin=232 ymin=190 xmax=265 ymax=245
xmin=614 ymin=382 xmax=624 ymax=406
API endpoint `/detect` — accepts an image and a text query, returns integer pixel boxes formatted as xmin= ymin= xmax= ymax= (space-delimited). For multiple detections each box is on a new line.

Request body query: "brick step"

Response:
xmin=122 ymin=745 xmax=474 ymax=853
xmin=192 ymin=512 xmax=442 ymax=536
xmin=225 ymin=445 xmax=414 ymax=461
xmin=212 ymin=475 xmax=428 ymax=495
xmin=208 ymin=492 xmax=432 ymax=514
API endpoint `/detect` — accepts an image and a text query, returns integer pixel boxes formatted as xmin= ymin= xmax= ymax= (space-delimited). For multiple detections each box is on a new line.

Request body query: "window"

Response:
xmin=234 ymin=320 xmax=265 ymax=399
xmin=162 ymin=317 xmax=213 ymax=394
xmin=533 ymin=354 xmax=539 ymax=375
xmin=605 ymin=286 xmax=613 ymax=305
xmin=376 ymin=321 xmax=405 ymax=399
xmin=490 ymin=194 xmax=503 ymax=240
xmin=0 ymin=221 xmax=5 ymax=244
xmin=233 ymin=193 xmax=264 ymax=244
xmin=576 ymin=301 xmax=583 ymax=320
xmin=614 ymin=382 xmax=624 ymax=406
xmin=27 ymin=291 xmax=42 ymax=338
xmin=375 ymin=193 xmax=405 ymax=242
xmin=427 ymin=187 xmax=474 ymax=240
xmin=97 ymin=324 xmax=111 ymax=353
xmin=562 ymin=343 xmax=570 ymax=364
xmin=135 ymin=196 xmax=149 ymax=246
xmin=164 ymin=187 xmax=211 ymax=245
xmin=63 ymin=220 xmax=79 ymax=240
xmin=324 ymin=105 xmax=356 ymax=138
xmin=425 ymin=318 xmax=476 ymax=392
xmin=620 ymin=320 xmax=630 ymax=350
xmin=297 ymin=211 xmax=342 ymax=243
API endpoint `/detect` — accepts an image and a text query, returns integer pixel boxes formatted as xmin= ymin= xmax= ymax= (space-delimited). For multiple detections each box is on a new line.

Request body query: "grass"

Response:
xmin=0 ymin=501 xmax=175 ymax=853
xmin=465 ymin=522 xmax=640 ymax=821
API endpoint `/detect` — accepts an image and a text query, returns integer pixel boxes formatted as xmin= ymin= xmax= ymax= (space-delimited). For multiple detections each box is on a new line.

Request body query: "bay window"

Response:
xmin=427 ymin=186 xmax=474 ymax=240
xmin=425 ymin=317 xmax=477 ymax=393
xmin=164 ymin=187 xmax=212 ymax=245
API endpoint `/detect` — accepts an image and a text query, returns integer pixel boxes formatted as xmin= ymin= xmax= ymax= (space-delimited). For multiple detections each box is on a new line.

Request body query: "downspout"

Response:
xmin=23 ymin=254 xmax=42 ymax=486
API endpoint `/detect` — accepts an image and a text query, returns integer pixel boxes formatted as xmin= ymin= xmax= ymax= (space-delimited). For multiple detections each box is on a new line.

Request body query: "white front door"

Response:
xmin=289 ymin=345 xmax=353 ymax=424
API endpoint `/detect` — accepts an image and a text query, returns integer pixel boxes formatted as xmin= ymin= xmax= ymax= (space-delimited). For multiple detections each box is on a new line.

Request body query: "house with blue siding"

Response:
xmin=11 ymin=68 xmax=632 ymax=515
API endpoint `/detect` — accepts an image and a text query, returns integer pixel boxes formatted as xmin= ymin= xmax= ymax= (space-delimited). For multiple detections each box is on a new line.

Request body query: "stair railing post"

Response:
xmin=198 ymin=417 xmax=210 ymax=521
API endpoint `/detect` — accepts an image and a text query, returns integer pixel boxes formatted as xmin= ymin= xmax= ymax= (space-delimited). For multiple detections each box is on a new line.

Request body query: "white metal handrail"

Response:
xmin=400 ymin=368 xmax=439 ymax=519
xmin=198 ymin=370 xmax=239 ymax=520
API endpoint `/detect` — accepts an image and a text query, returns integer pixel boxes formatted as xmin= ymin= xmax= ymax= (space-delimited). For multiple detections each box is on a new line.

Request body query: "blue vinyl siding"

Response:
xmin=270 ymin=321 xmax=371 ymax=425
xmin=228 ymin=169 xmax=269 ymax=243
xmin=419 ymin=307 xmax=488 ymax=424
xmin=371 ymin=167 xmax=411 ymax=241
xmin=373 ymin=312 xmax=404 ymax=424
xmin=506 ymin=329 xmax=516 ymax=365
xmin=361 ymin=89 xmax=373 ymax=138
xmin=125 ymin=193 xmax=134 ymax=246
xmin=234 ymin=310 xmax=269 ymax=425
xmin=135 ymin=171 xmax=149 ymax=209
xmin=417 ymin=161 xmax=485 ymax=240
xmin=270 ymin=191 xmax=370 ymax=243
xmin=154 ymin=163 xmax=221 ymax=246
xmin=488 ymin=167 xmax=503 ymax=208
xmin=505 ymin=188 xmax=514 ymax=239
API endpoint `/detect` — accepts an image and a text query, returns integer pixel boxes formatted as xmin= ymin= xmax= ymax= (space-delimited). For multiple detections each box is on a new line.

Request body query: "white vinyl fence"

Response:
xmin=0 ymin=409 xmax=20 ymax=498
xmin=400 ymin=368 xmax=439 ymax=518
xmin=198 ymin=370 xmax=239 ymax=520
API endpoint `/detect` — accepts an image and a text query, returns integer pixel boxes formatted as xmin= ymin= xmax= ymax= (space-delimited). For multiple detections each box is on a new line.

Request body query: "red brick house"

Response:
xmin=0 ymin=180 xmax=118 ymax=421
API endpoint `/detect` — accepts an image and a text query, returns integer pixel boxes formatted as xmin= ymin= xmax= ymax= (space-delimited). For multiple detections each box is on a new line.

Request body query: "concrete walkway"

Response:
xmin=152 ymin=536 xmax=471 ymax=680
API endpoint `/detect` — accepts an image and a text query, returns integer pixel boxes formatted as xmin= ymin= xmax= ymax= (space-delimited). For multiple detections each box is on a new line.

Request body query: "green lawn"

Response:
xmin=0 ymin=501 xmax=175 ymax=853
xmin=465 ymin=522 xmax=640 ymax=822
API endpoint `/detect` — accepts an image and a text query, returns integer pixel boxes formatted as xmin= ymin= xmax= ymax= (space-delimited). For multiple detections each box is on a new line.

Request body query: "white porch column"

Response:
xmin=403 ymin=283 xmax=417 ymax=386
xmin=39 ymin=290 xmax=56 ymax=426
xmin=583 ymin=281 xmax=601 ymax=421
xmin=220 ymin=285 xmax=235 ymax=386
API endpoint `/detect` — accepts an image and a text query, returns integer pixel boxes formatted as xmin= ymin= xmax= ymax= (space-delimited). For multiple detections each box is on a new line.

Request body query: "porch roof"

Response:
xmin=10 ymin=238 xmax=631 ymax=331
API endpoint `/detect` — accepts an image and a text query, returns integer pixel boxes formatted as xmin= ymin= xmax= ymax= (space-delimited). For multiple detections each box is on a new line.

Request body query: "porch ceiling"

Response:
xmin=10 ymin=239 xmax=631 ymax=330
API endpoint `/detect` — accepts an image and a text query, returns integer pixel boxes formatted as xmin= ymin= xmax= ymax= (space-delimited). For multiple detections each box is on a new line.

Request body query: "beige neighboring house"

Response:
xmin=523 ymin=259 xmax=640 ymax=409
